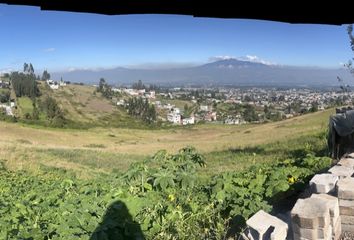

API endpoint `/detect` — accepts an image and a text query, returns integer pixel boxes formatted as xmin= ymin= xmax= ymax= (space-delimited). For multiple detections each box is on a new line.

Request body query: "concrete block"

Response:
xmin=292 ymin=223 xmax=331 ymax=239
xmin=291 ymin=198 xmax=330 ymax=229
xmin=338 ymin=158 xmax=354 ymax=169
xmin=342 ymin=223 xmax=354 ymax=233
xmin=333 ymin=216 xmax=342 ymax=240
xmin=246 ymin=210 xmax=288 ymax=240
xmin=337 ymin=178 xmax=354 ymax=200
xmin=341 ymin=215 xmax=354 ymax=225
xmin=309 ymin=174 xmax=338 ymax=194
xmin=311 ymin=194 xmax=340 ymax=224
xmin=339 ymin=199 xmax=354 ymax=216
xmin=311 ymin=194 xmax=341 ymax=239
xmin=328 ymin=165 xmax=354 ymax=178
xmin=293 ymin=226 xmax=332 ymax=240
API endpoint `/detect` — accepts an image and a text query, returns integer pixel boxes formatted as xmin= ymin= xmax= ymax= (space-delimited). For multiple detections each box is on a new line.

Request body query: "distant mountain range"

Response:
xmin=51 ymin=59 xmax=353 ymax=87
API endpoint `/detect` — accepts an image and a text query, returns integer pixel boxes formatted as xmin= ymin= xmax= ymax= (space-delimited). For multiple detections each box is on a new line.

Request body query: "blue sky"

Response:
xmin=0 ymin=4 xmax=353 ymax=73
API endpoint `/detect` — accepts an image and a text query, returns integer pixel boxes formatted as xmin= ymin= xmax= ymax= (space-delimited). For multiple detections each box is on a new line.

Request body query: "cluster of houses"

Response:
xmin=164 ymin=104 xmax=218 ymax=125
xmin=112 ymin=88 xmax=156 ymax=99
xmin=0 ymin=76 xmax=13 ymax=116
xmin=166 ymin=108 xmax=195 ymax=125
xmin=0 ymin=80 xmax=10 ymax=89
xmin=220 ymin=88 xmax=341 ymax=113
xmin=224 ymin=115 xmax=246 ymax=125
xmin=46 ymin=79 xmax=67 ymax=90
xmin=101 ymin=84 xmax=354 ymax=126
xmin=0 ymin=99 xmax=15 ymax=116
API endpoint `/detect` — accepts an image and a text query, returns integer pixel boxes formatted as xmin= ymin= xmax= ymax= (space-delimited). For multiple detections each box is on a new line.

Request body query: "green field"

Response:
xmin=0 ymin=96 xmax=336 ymax=239
xmin=16 ymin=96 xmax=34 ymax=117
xmin=0 ymin=118 xmax=332 ymax=239
xmin=0 ymin=108 xmax=333 ymax=176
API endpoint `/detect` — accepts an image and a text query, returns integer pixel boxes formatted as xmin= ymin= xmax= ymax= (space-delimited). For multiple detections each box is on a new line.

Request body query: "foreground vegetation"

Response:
xmin=0 ymin=143 xmax=331 ymax=239
xmin=0 ymin=107 xmax=335 ymax=239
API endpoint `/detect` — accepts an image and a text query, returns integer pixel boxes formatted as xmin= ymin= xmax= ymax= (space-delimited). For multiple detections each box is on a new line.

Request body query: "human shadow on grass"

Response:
xmin=90 ymin=200 xmax=145 ymax=240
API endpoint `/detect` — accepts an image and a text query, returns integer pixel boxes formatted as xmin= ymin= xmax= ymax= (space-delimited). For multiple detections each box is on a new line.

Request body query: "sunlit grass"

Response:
xmin=0 ymin=108 xmax=334 ymax=177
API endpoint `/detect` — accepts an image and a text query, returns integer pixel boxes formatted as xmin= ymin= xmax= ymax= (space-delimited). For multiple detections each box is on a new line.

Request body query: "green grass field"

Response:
xmin=16 ymin=96 xmax=33 ymax=117
xmin=0 ymin=108 xmax=333 ymax=177
xmin=0 ymin=94 xmax=335 ymax=239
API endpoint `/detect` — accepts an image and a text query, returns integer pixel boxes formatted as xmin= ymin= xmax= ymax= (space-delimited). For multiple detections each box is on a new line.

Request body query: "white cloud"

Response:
xmin=238 ymin=55 xmax=276 ymax=65
xmin=209 ymin=55 xmax=276 ymax=65
xmin=209 ymin=55 xmax=236 ymax=62
xmin=43 ymin=48 xmax=56 ymax=52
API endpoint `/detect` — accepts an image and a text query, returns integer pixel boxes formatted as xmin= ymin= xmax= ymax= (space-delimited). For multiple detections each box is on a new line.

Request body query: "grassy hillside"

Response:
xmin=12 ymin=82 xmax=144 ymax=128
xmin=16 ymin=96 xmax=34 ymax=117
xmin=0 ymin=101 xmax=334 ymax=239
xmin=0 ymin=108 xmax=333 ymax=177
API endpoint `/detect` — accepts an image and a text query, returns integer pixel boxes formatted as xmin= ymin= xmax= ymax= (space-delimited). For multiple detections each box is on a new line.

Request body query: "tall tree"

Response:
xmin=29 ymin=63 xmax=34 ymax=74
xmin=98 ymin=78 xmax=106 ymax=92
xmin=243 ymin=104 xmax=259 ymax=122
xmin=126 ymin=97 xmax=156 ymax=124
xmin=346 ymin=24 xmax=354 ymax=75
xmin=132 ymin=80 xmax=145 ymax=90
xmin=23 ymin=63 xmax=28 ymax=73
xmin=41 ymin=70 xmax=51 ymax=81
xmin=11 ymin=71 xmax=39 ymax=98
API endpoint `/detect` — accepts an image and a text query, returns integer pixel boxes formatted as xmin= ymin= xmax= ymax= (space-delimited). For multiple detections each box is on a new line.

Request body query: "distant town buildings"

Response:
xmin=46 ymin=80 xmax=59 ymax=90
xmin=92 ymin=84 xmax=354 ymax=126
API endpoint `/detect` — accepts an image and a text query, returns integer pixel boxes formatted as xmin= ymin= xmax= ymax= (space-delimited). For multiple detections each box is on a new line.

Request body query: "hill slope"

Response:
xmin=15 ymin=82 xmax=144 ymax=128
xmin=0 ymin=108 xmax=334 ymax=176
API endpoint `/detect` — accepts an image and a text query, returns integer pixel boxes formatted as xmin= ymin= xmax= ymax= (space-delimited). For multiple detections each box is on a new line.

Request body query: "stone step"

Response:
xmin=328 ymin=165 xmax=354 ymax=178
xmin=309 ymin=174 xmax=338 ymax=194
xmin=338 ymin=158 xmax=354 ymax=169
xmin=291 ymin=198 xmax=330 ymax=229
xmin=339 ymin=199 xmax=354 ymax=216
xmin=336 ymin=178 xmax=354 ymax=200
xmin=246 ymin=210 xmax=288 ymax=240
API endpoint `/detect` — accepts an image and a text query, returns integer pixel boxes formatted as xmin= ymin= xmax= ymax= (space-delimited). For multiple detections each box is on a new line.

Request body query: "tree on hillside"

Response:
xmin=32 ymin=100 xmax=40 ymax=120
xmin=148 ymin=84 xmax=160 ymax=92
xmin=23 ymin=62 xmax=34 ymax=75
xmin=98 ymin=78 xmax=106 ymax=92
xmin=97 ymin=78 xmax=113 ymax=98
xmin=132 ymin=80 xmax=145 ymax=90
xmin=40 ymin=96 xmax=66 ymax=126
xmin=346 ymin=24 xmax=354 ymax=75
xmin=243 ymin=104 xmax=259 ymax=122
xmin=310 ymin=102 xmax=318 ymax=113
xmin=126 ymin=97 xmax=156 ymax=124
xmin=336 ymin=25 xmax=354 ymax=102
xmin=29 ymin=64 xmax=34 ymax=75
xmin=0 ymin=91 xmax=10 ymax=103
xmin=23 ymin=63 xmax=28 ymax=73
xmin=11 ymin=71 xmax=40 ymax=98
xmin=41 ymin=70 xmax=51 ymax=81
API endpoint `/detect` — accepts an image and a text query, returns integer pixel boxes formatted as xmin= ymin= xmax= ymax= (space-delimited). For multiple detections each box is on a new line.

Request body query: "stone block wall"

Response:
xmin=244 ymin=155 xmax=354 ymax=240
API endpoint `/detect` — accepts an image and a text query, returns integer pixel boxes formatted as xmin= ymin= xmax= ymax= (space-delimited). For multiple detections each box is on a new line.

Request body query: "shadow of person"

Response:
xmin=90 ymin=200 xmax=145 ymax=240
